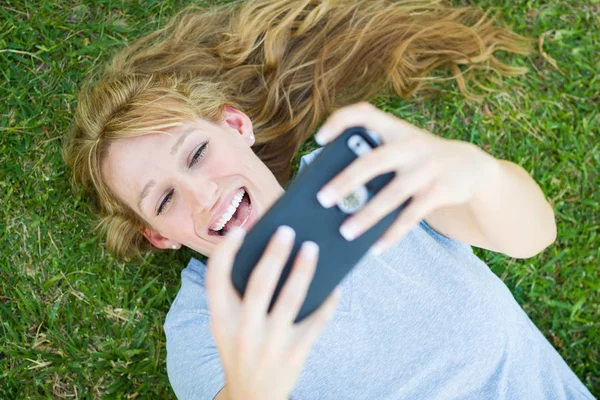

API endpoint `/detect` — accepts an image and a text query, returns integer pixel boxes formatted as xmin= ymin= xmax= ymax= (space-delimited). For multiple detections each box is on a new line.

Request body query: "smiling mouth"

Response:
xmin=208 ymin=187 xmax=252 ymax=236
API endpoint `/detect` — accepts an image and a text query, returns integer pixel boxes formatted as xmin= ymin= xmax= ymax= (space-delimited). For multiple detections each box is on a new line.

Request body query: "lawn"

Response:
xmin=1 ymin=0 xmax=598 ymax=398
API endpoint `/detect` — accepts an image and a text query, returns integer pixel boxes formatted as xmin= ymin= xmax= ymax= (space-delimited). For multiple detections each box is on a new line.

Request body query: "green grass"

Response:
xmin=1 ymin=0 xmax=598 ymax=398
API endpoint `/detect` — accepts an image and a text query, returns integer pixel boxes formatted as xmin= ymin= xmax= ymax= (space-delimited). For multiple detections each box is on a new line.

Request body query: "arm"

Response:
xmin=214 ymin=386 xmax=228 ymax=400
xmin=425 ymin=157 xmax=557 ymax=259
xmin=313 ymin=102 xmax=557 ymax=259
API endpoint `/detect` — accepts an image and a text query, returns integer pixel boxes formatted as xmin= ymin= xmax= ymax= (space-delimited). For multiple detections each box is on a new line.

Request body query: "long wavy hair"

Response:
xmin=63 ymin=0 xmax=533 ymax=259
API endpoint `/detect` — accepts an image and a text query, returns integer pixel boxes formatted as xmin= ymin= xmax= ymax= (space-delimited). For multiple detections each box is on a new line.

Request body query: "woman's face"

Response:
xmin=102 ymin=106 xmax=284 ymax=257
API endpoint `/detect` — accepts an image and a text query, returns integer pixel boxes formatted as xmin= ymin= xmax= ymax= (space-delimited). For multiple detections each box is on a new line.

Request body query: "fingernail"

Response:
xmin=369 ymin=241 xmax=386 ymax=256
xmin=316 ymin=188 xmax=336 ymax=208
xmin=230 ymin=226 xmax=246 ymax=237
xmin=277 ymin=225 xmax=296 ymax=241
xmin=314 ymin=129 xmax=329 ymax=146
xmin=334 ymin=285 xmax=342 ymax=297
xmin=339 ymin=221 xmax=359 ymax=241
xmin=301 ymin=241 xmax=319 ymax=258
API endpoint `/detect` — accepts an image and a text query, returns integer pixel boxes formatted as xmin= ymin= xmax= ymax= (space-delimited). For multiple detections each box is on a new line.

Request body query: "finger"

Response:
xmin=205 ymin=227 xmax=247 ymax=321
xmin=264 ymin=241 xmax=320 ymax=359
xmin=316 ymin=139 xmax=427 ymax=209
xmin=314 ymin=102 xmax=418 ymax=145
xmin=371 ymin=184 xmax=442 ymax=255
xmin=267 ymin=241 xmax=320 ymax=333
xmin=286 ymin=288 xmax=342 ymax=366
xmin=339 ymin=160 xmax=439 ymax=241
xmin=239 ymin=226 xmax=296 ymax=335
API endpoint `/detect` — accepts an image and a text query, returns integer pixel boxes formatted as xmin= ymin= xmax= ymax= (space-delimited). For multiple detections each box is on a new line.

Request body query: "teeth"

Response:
xmin=211 ymin=188 xmax=245 ymax=231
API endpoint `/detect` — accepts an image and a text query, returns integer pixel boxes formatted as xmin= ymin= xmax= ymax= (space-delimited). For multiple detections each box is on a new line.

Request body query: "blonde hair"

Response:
xmin=63 ymin=0 xmax=533 ymax=259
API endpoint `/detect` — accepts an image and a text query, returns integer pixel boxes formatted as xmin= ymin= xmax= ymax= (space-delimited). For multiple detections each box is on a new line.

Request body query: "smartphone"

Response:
xmin=231 ymin=126 xmax=411 ymax=323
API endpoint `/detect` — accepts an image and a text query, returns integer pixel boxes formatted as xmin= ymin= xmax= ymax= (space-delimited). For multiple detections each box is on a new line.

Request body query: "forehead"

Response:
xmin=106 ymin=131 xmax=170 ymax=182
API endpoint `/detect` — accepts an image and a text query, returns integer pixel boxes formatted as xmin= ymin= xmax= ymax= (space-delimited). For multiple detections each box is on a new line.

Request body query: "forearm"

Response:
xmin=468 ymin=159 xmax=557 ymax=258
xmin=214 ymin=385 xmax=229 ymax=400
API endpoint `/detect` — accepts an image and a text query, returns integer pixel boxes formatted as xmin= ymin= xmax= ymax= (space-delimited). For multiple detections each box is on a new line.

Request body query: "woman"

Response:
xmin=63 ymin=0 xmax=594 ymax=398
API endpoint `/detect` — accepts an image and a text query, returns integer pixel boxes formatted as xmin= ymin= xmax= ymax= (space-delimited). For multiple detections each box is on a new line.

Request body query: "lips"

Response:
xmin=207 ymin=186 xmax=253 ymax=236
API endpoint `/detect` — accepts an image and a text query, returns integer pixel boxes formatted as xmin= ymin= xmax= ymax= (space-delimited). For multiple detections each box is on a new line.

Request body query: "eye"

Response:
xmin=189 ymin=141 xmax=209 ymax=167
xmin=157 ymin=188 xmax=174 ymax=216
xmin=156 ymin=141 xmax=209 ymax=217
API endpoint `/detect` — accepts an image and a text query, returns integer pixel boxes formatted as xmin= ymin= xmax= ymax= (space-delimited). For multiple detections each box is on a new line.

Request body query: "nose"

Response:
xmin=180 ymin=177 xmax=219 ymax=237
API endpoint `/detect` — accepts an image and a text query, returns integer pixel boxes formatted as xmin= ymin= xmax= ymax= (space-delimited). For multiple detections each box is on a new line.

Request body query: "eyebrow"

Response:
xmin=137 ymin=179 xmax=156 ymax=212
xmin=170 ymin=127 xmax=197 ymax=155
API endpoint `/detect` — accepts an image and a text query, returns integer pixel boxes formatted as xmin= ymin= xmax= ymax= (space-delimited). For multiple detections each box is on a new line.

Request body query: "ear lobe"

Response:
xmin=142 ymin=227 xmax=172 ymax=249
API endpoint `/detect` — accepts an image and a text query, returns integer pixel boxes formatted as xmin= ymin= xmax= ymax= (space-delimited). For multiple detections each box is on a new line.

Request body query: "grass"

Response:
xmin=0 ymin=0 xmax=598 ymax=398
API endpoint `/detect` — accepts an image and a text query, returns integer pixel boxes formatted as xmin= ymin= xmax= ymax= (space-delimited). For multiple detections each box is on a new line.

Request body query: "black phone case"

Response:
xmin=231 ymin=126 xmax=411 ymax=323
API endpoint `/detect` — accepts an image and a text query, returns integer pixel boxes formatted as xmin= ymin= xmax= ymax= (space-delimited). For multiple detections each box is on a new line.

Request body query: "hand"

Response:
xmin=205 ymin=226 xmax=342 ymax=400
xmin=314 ymin=102 xmax=500 ymax=255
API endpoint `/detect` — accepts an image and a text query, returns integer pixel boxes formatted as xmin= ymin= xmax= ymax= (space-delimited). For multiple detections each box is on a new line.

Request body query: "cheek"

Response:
xmin=164 ymin=206 xmax=217 ymax=254
xmin=208 ymin=151 xmax=254 ymax=176
xmin=154 ymin=203 xmax=196 ymax=240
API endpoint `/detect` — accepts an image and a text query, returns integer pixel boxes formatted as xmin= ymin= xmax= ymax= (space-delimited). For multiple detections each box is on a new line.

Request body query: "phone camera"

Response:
xmin=347 ymin=134 xmax=373 ymax=157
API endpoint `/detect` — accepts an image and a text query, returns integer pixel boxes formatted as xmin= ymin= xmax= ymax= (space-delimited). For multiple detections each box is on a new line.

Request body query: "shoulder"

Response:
xmin=164 ymin=257 xmax=211 ymax=334
xmin=297 ymin=147 xmax=324 ymax=174
xmin=164 ymin=258 xmax=226 ymax=399
xmin=372 ymin=218 xmax=475 ymax=267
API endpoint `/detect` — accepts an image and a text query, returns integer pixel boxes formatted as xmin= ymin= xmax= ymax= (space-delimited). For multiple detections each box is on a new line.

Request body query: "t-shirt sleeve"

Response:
xmin=297 ymin=147 xmax=324 ymax=174
xmin=165 ymin=310 xmax=225 ymax=400
xmin=419 ymin=218 xmax=474 ymax=255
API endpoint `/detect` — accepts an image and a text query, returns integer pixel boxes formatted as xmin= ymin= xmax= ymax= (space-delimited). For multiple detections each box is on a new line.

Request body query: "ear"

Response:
xmin=142 ymin=227 xmax=176 ymax=249
xmin=221 ymin=105 xmax=255 ymax=146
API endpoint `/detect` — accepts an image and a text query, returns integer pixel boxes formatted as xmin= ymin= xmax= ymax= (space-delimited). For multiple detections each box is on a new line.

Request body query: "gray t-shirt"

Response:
xmin=164 ymin=148 xmax=594 ymax=399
